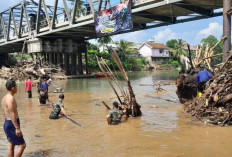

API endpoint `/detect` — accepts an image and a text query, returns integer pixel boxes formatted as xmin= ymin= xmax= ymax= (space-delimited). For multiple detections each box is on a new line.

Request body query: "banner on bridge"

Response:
xmin=94 ymin=0 xmax=133 ymax=37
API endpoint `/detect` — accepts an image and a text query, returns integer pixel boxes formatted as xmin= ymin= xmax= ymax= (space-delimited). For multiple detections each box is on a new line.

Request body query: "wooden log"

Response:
xmin=217 ymin=94 xmax=232 ymax=104
xmin=102 ymin=101 xmax=111 ymax=110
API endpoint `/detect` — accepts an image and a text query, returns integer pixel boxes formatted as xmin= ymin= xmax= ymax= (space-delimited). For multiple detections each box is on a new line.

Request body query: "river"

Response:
xmin=0 ymin=70 xmax=232 ymax=157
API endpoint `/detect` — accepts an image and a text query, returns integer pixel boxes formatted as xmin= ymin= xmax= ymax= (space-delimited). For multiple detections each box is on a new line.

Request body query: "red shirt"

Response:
xmin=25 ymin=80 xmax=33 ymax=91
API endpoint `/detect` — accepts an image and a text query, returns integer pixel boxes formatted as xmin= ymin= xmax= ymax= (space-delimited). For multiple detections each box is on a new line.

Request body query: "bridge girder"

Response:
xmin=0 ymin=0 xmax=224 ymax=54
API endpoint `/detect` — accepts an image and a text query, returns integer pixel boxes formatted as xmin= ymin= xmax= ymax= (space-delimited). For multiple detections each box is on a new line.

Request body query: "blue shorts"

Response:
xmin=4 ymin=119 xmax=25 ymax=145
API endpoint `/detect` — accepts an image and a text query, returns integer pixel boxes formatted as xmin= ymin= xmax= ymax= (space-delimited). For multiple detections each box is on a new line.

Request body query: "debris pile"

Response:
xmin=97 ymin=52 xmax=142 ymax=117
xmin=0 ymin=61 xmax=67 ymax=81
xmin=183 ymin=55 xmax=232 ymax=126
xmin=176 ymin=73 xmax=198 ymax=103
xmin=176 ymin=37 xmax=226 ymax=103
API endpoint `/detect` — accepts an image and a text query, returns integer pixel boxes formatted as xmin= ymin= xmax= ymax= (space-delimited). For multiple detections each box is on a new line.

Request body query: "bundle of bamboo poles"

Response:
xmin=191 ymin=36 xmax=226 ymax=71
xmin=96 ymin=52 xmax=142 ymax=117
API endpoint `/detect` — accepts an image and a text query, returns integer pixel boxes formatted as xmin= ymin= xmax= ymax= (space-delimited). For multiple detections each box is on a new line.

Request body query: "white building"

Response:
xmin=138 ymin=42 xmax=170 ymax=64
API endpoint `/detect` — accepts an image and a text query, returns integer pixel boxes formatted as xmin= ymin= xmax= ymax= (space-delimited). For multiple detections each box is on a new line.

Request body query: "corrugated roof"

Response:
xmin=145 ymin=42 xmax=169 ymax=49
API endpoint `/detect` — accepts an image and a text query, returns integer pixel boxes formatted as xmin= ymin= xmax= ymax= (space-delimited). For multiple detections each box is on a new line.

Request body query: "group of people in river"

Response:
xmin=1 ymin=76 xmax=126 ymax=156
xmin=1 ymin=77 xmax=73 ymax=156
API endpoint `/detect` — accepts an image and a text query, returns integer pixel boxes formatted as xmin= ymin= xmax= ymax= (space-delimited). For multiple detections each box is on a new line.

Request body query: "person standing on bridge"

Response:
xmin=1 ymin=79 xmax=26 ymax=157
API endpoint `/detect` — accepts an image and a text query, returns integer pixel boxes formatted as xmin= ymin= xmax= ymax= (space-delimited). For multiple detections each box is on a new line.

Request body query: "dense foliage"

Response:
xmin=87 ymin=40 xmax=148 ymax=71
xmin=201 ymin=35 xmax=223 ymax=65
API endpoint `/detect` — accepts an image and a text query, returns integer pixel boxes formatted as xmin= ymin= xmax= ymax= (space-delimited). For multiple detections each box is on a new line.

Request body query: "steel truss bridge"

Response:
xmin=0 ymin=0 xmax=224 ymax=53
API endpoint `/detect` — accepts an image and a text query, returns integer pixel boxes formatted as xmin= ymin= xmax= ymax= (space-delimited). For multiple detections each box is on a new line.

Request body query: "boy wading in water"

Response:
xmin=1 ymin=79 xmax=26 ymax=157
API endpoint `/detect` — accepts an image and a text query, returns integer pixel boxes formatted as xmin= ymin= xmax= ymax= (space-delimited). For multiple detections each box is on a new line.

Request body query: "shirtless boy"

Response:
xmin=1 ymin=79 xmax=26 ymax=157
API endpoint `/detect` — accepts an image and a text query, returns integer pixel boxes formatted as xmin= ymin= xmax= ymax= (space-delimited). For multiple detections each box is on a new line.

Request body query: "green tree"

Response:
xmin=71 ymin=1 xmax=86 ymax=17
xmin=166 ymin=39 xmax=178 ymax=49
xmin=201 ymin=35 xmax=222 ymax=64
xmin=115 ymin=40 xmax=133 ymax=61
xmin=172 ymin=39 xmax=187 ymax=59
xmin=96 ymin=36 xmax=113 ymax=51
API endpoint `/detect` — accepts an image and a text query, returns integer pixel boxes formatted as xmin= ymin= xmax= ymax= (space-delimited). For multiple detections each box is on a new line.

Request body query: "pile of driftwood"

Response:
xmin=184 ymin=55 xmax=232 ymax=126
xmin=97 ymin=52 xmax=142 ymax=117
xmin=176 ymin=37 xmax=226 ymax=103
xmin=0 ymin=61 xmax=66 ymax=81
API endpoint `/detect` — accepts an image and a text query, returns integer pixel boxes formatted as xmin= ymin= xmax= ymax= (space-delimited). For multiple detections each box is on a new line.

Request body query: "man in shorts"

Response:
xmin=1 ymin=79 xmax=26 ymax=157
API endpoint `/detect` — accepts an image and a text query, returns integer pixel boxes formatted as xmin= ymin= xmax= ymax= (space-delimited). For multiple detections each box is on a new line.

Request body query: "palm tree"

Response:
xmin=115 ymin=40 xmax=133 ymax=61
xmin=172 ymin=39 xmax=187 ymax=60
xmin=97 ymin=36 xmax=113 ymax=52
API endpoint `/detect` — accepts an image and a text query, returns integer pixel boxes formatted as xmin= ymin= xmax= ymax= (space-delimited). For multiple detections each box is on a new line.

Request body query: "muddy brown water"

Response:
xmin=0 ymin=71 xmax=232 ymax=157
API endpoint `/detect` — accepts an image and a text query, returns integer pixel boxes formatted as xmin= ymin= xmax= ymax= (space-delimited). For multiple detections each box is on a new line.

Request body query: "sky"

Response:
xmin=0 ymin=0 xmax=225 ymax=46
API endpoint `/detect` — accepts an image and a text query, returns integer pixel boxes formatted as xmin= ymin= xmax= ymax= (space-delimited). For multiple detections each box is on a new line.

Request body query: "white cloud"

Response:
xmin=195 ymin=22 xmax=222 ymax=42
xmin=153 ymin=28 xmax=177 ymax=44
xmin=112 ymin=30 xmax=149 ymax=43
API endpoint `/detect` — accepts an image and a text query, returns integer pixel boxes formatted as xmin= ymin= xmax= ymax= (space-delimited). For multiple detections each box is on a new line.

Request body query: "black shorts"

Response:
xmin=49 ymin=114 xmax=59 ymax=119
xmin=27 ymin=91 xmax=32 ymax=98
xmin=198 ymin=82 xmax=207 ymax=93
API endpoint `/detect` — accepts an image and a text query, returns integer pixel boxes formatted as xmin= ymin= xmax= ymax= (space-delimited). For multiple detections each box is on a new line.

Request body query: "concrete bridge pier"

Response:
xmin=83 ymin=42 xmax=89 ymax=75
xmin=63 ymin=39 xmax=73 ymax=75
xmin=27 ymin=38 xmax=88 ymax=75
xmin=64 ymin=53 xmax=70 ymax=75
xmin=57 ymin=53 xmax=61 ymax=66
xmin=49 ymin=53 xmax=52 ymax=66
xmin=57 ymin=39 xmax=62 ymax=68
xmin=71 ymin=53 xmax=77 ymax=75
xmin=77 ymin=43 xmax=83 ymax=75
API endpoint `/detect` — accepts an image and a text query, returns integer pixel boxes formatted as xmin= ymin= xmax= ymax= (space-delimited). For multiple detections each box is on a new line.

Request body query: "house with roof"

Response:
xmin=138 ymin=42 xmax=170 ymax=64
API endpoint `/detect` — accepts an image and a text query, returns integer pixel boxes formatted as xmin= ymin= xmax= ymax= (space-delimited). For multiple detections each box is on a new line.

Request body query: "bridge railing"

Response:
xmin=0 ymin=0 xmax=155 ymax=42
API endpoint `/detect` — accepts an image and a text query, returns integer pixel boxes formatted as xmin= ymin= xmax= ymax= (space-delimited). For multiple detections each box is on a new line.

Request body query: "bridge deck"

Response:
xmin=0 ymin=0 xmax=223 ymax=53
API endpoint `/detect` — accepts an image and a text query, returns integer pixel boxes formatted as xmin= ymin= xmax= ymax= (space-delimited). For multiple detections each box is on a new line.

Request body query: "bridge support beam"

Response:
xmin=223 ymin=0 xmax=231 ymax=61
xmin=71 ymin=53 xmax=77 ymax=75
xmin=85 ymin=51 xmax=88 ymax=75
xmin=54 ymin=53 xmax=57 ymax=65
xmin=78 ymin=46 xmax=83 ymax=75
xmin=60 ymin=53 xmax=63 ymax=68
xmin=64 ymin=53 xmax=71 ymax=75
xmin=49 ymin=53 xmax=52 ymax=67
xmin=57 ymin=53 xmax=60 ymax=67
